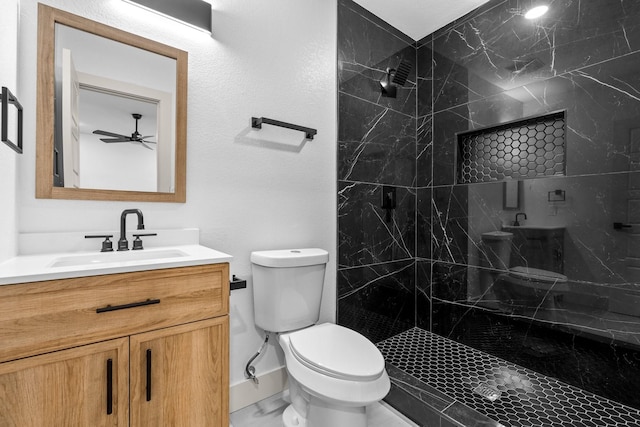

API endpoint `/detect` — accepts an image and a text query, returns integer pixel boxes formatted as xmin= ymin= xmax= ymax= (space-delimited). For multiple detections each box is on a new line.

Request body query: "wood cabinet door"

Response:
xmin=130 ymin=316 xmax=229 ymax=427
xmin=0 ymin=338 xmax=129 ymax=426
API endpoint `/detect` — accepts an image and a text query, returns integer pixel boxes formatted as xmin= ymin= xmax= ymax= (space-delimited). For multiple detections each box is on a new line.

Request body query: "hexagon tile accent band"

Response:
xmin=457 ymin=111 xmax=566 ymax=184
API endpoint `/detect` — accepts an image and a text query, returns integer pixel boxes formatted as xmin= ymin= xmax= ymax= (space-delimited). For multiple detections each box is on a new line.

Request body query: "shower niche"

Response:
xmin=456 ymin=111 xmax=566 ymax=184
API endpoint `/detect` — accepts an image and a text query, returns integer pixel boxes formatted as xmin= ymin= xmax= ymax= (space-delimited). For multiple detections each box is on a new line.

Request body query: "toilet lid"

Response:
xmin=509 ymin=266 xmax=567 ymax=283
xmin=288 ymin=323 xmax=385 ymax=381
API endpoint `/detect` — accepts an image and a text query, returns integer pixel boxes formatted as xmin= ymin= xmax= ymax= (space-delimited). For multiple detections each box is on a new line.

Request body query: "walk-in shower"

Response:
xmin=337 ymin=0 xmax=640 ymax=425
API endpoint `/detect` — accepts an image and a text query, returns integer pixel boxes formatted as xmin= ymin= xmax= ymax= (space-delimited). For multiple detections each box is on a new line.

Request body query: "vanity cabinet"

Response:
xmin=0 ymin=263 xmax=229 ymax=427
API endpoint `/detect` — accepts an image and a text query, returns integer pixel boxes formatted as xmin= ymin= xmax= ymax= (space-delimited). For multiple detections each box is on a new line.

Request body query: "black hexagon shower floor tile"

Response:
xmin=377 ymin=328 xmax=640 ymax=427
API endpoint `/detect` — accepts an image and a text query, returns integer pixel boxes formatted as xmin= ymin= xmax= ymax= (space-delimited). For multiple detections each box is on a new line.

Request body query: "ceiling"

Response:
xmin=353 ymin=0 xmax=492 ymax=40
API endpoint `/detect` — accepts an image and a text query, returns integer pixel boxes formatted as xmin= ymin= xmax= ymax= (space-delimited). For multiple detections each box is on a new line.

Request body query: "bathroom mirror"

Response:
xmin=36 ymin=4 xmax=187 ymax=202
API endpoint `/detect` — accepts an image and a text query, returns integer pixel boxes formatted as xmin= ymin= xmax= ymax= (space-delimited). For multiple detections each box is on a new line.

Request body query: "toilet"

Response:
xmin=478 ymin=230 xmax=568 ymax=312
xmin=251 ymin=248 xmax=390 ymax=427
xmin=495 ymin=266 xmax=569 ymax=312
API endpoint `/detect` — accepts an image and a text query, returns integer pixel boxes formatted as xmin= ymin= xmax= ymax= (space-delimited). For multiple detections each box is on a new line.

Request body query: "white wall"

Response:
xmin=0 ymin=0 xmax=19 ymax=263
xmin=16 ymin=0 xmax=337 ymax=393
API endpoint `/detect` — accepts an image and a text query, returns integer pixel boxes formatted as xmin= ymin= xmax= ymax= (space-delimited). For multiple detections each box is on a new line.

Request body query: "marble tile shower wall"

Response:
xmin=422 ymin=0 xmax=640 ymax=409
xmin=337 ymin=0 xmax=417 ymax=343
xmin=338 ymin=0 xmax=640 ymax=411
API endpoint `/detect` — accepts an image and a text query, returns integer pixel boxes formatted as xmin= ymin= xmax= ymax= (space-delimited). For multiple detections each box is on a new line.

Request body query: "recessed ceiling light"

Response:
xmin=524 ymin=5 xmax=549 ymax=19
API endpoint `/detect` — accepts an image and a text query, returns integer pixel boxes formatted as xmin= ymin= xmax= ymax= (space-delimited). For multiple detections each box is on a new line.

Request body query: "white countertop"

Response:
xmin=0 ymin=229 xmax=232 ymax=286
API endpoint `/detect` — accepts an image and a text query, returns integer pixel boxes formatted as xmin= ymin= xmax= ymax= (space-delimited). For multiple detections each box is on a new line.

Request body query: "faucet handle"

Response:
xmin=132 ymin=233 xmax=157 ymax=250
xmin=85 ymin=234 xmax=114 ymax=252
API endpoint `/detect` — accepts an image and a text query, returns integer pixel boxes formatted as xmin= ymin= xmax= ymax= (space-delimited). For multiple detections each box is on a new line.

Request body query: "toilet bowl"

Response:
xmin=494 ymin=266 xmax=569 ymax=312
xmin=251 ymin=248 xmax=390 ymax=427
xmin=279 ymin=323 xmax=390 ymax=427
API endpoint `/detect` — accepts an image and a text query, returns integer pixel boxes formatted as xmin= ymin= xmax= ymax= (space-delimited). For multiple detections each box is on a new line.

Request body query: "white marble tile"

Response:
xmin=229 ymin=391 xmax=417 ymax=427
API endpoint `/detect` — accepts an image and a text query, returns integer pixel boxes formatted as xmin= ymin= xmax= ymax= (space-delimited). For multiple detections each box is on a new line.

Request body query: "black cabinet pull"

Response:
xmin=96 ymin=298 xmax=160 ymax=313
xmin=146 ymin=349 xmax=152 ymax=402
xmin=106 ymin=359 xmax=113 ymax=415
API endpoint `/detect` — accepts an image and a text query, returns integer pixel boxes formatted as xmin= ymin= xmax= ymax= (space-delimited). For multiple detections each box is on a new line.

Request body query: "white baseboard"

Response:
xmin=229 ymin=366 xmax=289 ymax=413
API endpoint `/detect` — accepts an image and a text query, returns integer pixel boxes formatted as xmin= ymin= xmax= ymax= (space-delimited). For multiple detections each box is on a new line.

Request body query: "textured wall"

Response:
xmin=15 ymin=0 xmax=337 ymax=388
xmin=0 ymin=0 xmax=19 ymax=263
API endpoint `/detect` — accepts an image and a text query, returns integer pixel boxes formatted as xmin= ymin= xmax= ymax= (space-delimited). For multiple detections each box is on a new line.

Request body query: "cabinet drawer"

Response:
xmin=0 ymin=263 xmax=229 ymax=363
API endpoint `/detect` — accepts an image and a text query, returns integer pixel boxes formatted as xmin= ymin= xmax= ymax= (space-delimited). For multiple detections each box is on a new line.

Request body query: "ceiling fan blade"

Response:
xmin=100 ymin=138 xmax=130 ymax=143
xmin=138 ymin=140 xmax=154 ymax=150
xmin=94 ymin=130 xmax=130 ymax=139
xmin=140 ymin=139 xmax=157 ymax=144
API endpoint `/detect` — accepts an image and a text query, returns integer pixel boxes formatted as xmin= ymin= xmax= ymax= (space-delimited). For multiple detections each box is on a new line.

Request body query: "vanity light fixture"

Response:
xmin=122 ymin=0 xmax=212 ymax=33
xmin=524 ymin=4 xmax=549 ymax=19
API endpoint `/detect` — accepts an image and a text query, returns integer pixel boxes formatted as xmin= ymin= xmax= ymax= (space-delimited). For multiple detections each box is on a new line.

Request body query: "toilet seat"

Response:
xmin=288 ymin=323 xmax=384 ymax=381
xmin=278 ymin=324 xmax=391 ymax=407
xmin=509 ymin=266 xmax=567 ymax=283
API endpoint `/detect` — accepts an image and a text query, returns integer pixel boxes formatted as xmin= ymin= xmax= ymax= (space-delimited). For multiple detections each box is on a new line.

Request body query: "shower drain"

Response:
xmin=473 ymin=383 xmax=502 ymax=402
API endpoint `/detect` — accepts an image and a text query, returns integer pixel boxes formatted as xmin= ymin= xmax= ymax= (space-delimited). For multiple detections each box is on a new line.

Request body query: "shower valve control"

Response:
xmin=613 ymin=222 xmax=632 ymax=230
xmin=381 ymin=186 xmax=396 ymax=210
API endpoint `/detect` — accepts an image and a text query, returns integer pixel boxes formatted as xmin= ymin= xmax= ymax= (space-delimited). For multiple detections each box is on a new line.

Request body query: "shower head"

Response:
xmin=392 ymin=60 xmax=412 ymax=85
xmin=380 ymin=60 xmax=413 ymax=98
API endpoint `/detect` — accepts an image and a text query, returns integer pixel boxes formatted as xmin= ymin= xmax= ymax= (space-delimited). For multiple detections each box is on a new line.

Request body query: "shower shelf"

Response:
xmin=251 ymin=117 xmax=317 ymax=140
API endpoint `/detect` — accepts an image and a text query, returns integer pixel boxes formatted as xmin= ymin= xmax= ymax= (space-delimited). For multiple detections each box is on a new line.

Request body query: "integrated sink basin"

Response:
xmin=49 ymin=248 xmax=189 ymax=268
xmin=0 ymin=229 xmax=233 ymax=286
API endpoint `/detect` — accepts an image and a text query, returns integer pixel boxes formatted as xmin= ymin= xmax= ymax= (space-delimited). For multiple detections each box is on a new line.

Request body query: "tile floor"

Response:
xmin=229 ymin=390 xmax=418 ymax=427
xmin=378 ymin=328 xmax=640 ymax=427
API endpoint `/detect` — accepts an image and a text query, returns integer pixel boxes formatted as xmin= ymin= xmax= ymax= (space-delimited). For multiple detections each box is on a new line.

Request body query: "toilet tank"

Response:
xmin=251 ymin=248 xmax=329 ymax=333
xmin=480 ymin=231 xmax=513 ymax=270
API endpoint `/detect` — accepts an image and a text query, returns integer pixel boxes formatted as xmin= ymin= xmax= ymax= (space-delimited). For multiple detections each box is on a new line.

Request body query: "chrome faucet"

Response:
xmin=514 ymin=212 xmax=527 ymax=226
xmin=118 ymin=209 xmax=145 ymax=251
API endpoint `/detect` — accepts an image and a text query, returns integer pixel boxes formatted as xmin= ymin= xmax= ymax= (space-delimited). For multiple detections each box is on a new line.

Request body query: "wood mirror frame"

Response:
xmin=36 ymin=4 xmax=188 ymax=202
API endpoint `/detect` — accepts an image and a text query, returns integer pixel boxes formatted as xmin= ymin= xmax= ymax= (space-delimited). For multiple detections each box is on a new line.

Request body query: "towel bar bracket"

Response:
xmin=251 ymin=117 xmax=317 ymax=140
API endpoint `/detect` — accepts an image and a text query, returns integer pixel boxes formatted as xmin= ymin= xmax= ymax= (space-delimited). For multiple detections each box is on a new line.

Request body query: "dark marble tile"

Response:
xmin=338 ymin=181 xmax=415 ymax=267
xmin=447 ymin=51 xmax=640 ymax=176
xmin=337 ymin=260 xmax=415 ymax=343
xmin=337 ymin=259 xmax=415 ymax=299
xmin=416 ymin=115 xmax=432 ymax=187
xmin=431 ymin=262 xmax=470 ymax=303
xmin=384 ymin=382 xmax=445 ymax=427
xmin=423 ymin=173 xmax=640 ymax=291
xmin=338 ymin=0 xmax=414 ymax=46
xmin=431 ymin=186 xmax=470 ymax=265
xmin=442 ymin=402 xmax=503 ymax=427
xmin=417 ymin=42 xmax=433 ymax=117
xmin=385 ymin=363 xmax=454 ymax=412
xmin=338 ymin=1 xmax=416 ymax=117
xmin=432 ymin=0 xmax=507 ymax=40
xmin=416 ymin=188 xmax=432 ymax=260
xmin=416 ymin=260 xmax=432 ymax=330
xmin=432 ymin=105 xmax=470 ymax=186
xmin=338 ymin=93 xmax=416 ymax=186
xmin=432 ymin=0 xmax=640 ymax=112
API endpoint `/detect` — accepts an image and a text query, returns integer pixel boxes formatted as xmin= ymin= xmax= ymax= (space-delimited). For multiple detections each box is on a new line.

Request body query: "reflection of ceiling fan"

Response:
xmin=93 ymin=113 xmax=156 ymax=150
